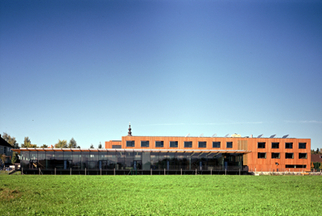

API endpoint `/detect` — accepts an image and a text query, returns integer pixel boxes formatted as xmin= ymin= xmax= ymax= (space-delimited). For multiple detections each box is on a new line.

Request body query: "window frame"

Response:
xmin=271 ymin=153 xmax=280 ymax=159
xmin=212 ymin=141 xmax=221 ymax=148
xmin=298 ymin=143 xmax=306 ymax=149
xmin=184 ymin=141 xmax=192 ymax=148
xmin=258 ymin=153 xmax=266 ymax=159
xmin=226 ymin=142 xmax=233 ymax=148
xmin=155 ymin=141 xmax=164 ymax=148
xmin=257 ymin=142 xmax=266 ymax=148
xmin=198 ymin=141 xmax=207 ymax=148
xmin=170 ymin=141 xmax=178 ymax=148
xmin=141 ymin=141 xmax=149 ymax=148
xmin=285 ymin=153 xmax=294 ymax=159
xmin=299 ymin=153 xmax=307 ymax=159
xmin=285 ymin=142 xmax=293 ymax=149
xmin=126 ymin=140 xmax=135 ymax=147
xmin=271 ymin=142 xmax=279 ymax=149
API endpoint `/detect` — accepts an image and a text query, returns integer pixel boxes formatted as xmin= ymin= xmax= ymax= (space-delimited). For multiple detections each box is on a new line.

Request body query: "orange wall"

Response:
xmin=105 ymin=136 xmax=311 ymax=172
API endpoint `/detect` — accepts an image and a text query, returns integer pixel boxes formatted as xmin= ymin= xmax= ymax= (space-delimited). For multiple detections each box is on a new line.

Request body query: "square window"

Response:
xmin=141 ymin=141 xmax=149 ymax=147
xmin=126 ymin=141 xmax=135 ymax=147
xmin=170 ymin=141 xmax=178 ymax=148
xmin=258 ymin=142 xmax=265 ymax=148
xmin=155 ymin=141 xmax=164 ymax=148
xmin=285 ymin=153 xmax=294 ymax=159
xmin=285 ymin=143 xmax=293 ymax=149
xmin=198 ymin=141 xmax=206 ymax=148
xmin=184 ymin=141 xmax=192 ymax=148
xmin=258 ymin=153 xmax=266 ymax=158
xmin=213 ymin=142 xmax=220 ymax=148
xmin=271 ymin=153 xmax=280 ymax=159
xmin=299 ymin=153 xmax=307 ymax=159
xmin=272 ymin=142 xmax=279 ymax=149
xmin=226 ymin=142 xmax=233 ymax=148
xmin=299 ymin=143 xmax=306 ymax=149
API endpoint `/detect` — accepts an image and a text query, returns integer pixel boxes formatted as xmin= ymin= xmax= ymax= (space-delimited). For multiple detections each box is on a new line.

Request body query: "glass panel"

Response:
xmin=184 ymin=141 xmax=192 ymax=148
xmin=213 ymin=142 xmax=220 ymax=148
xmin=38 ymin=151 xmax=46 ymax=169
xmin=155 ymin=141 xmax=164 ymax=147
xmin=88 ymin=151 xmax=98 ymax=169
xmin=198 ymin=142 xmax=207 ymax=148
xmin=116 ymin=151 xmax=125 ymax=170
xmin=227 ymin=142 xmax=233 ymax=148
xmin=141 ymin=141 xmax=149 ymax=147
xmin=72 ymin=152 xmax=82 ymax=169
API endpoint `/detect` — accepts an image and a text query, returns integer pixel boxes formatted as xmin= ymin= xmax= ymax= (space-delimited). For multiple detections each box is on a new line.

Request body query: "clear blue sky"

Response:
xmin=1 ymin=0 xmax=321 ymax=149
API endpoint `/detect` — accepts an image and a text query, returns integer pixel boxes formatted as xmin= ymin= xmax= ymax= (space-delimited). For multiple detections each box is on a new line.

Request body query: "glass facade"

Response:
xmin=19 ymin=150 xmax=243 ymax=172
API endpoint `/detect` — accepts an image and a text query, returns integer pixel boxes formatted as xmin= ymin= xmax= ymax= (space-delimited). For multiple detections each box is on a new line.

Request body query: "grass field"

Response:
xmin=1 ymin=175 xmax=321 ymax=215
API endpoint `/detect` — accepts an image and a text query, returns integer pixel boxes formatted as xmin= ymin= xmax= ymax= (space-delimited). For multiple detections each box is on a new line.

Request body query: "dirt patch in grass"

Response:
xmin=0 ymin=188 xmax=21 ymax=201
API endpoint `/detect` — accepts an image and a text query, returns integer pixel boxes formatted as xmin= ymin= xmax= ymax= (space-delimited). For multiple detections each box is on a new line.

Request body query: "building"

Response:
xmin=0 ymin=135 xmax=13 ymax=165
xmin=13 ymin=125 xmax=311 ymax=174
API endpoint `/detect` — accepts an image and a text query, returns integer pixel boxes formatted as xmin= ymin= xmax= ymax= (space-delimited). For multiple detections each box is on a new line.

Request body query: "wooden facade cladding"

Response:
xmin=105 ymin=136 xmax=311 ymax=172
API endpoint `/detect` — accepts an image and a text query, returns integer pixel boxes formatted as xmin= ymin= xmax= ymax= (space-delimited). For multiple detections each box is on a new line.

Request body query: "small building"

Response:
xmin=0 ymin=135 xmax=13 ymax=165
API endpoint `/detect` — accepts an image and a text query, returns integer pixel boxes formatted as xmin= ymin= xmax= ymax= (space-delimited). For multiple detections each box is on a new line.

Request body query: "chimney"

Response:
xmin=128 ymin=123 xmax=132 ymax=136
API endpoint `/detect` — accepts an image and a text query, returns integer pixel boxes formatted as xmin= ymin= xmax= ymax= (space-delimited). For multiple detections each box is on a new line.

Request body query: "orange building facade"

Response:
xmin=106 ymin=131 xmax=311 ymax=172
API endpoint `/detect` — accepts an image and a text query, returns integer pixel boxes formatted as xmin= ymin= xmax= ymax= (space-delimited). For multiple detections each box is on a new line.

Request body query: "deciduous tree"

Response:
xmin=90 ymin=144 xmax=94 ymax=149
xmin=40 ymin=144 xmax=48 ymax=148
xmin=98 ymin=142 xmax=102 ymax=149
xmin=2 ymin=133 xmax=19 ymax=148
xmin=55 ymin=140 xmax=67 ymax=148
xmin=21 ymin=137 xmax=38 ymax=148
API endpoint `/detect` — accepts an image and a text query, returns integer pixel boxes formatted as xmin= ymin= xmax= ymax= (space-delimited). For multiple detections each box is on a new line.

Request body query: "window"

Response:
xmin=213 ymin=142 xmax=220 ymax=148
xmin=271 ymin=153 xmax=280 ymax=159
xmin=112 ymin=145 xmax=121 ymax=149
xmin=258 ymin=153 xmax=266 ymax=158
xmin=258 ymin=142 xmax=265 ymax=148
xmin=285 ymin=142 xmax=293 ymax=149
xmin=155 ymin=141 xmax=164 ymax=148
xmin=286 ymin=165 xmax=306 ymax=168
xmin=184 ymin=141 xmax=192 ymax=148
xmin=226 ymin=142 xmax=233 ymax=148
xmin=299 ymin=143 xmax=306 ymax=149
xmin=170 ymin=141 xmax=178 ymax=148
xmin=126 ymin=141 xmax=135 ymax=147
xmin=299 ymin=153 xmax=307 ymax=159
xmin=198 ymin=141 xmax=206 ymax=148
xmin=285 ymin=153 xmax=294 ymax=159
xmin=141 ymin=141 xmax=149 ymax=147
xmin=272 ymin=142 xmax=279 ymax=149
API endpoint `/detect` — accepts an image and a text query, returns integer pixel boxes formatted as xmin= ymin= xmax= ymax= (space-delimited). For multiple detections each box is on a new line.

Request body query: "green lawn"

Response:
xmin=1 ymin=175 xmax=321 ymax=215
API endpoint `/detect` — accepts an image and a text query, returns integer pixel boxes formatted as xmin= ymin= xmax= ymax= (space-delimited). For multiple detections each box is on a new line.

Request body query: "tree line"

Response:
xmin=2 ymin=132 xmax=103 ymax=149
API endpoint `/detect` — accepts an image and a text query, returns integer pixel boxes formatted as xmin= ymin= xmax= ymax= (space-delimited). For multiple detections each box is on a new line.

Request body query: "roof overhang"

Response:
xmin=13 ymin=148 xmax=251 ymax=154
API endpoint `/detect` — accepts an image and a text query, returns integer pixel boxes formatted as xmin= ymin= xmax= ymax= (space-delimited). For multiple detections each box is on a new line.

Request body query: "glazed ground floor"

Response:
xmin=18 ymin=149 xmax=248 ymax=175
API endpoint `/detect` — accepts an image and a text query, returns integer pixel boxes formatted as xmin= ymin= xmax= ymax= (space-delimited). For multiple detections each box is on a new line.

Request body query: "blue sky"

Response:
xmin=0 ymin=0 xmax=321 ymax=149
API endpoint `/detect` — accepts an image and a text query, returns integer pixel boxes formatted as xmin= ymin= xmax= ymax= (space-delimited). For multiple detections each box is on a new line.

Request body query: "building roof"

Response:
xmin=311 ymin=154 xmax=322 ymax=163
xmin=0 ymin=136 xmax=13 ymax=148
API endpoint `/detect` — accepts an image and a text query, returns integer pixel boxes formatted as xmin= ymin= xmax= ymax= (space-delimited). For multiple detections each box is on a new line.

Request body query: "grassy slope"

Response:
xmin=1 ymin=175 xmax=321 ymax=215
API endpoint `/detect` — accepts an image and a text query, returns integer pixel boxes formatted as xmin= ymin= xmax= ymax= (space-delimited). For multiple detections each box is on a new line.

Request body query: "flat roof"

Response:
xmin=13 ymin=148 xmax=251 ymax=154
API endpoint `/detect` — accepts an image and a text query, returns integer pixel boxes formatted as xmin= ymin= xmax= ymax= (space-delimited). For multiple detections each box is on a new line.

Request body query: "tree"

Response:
xmin=40 ymin=144 xmax=48 ymax=148
xmin=55 ymin=140 xmax=67 ymax=148
xmin=0 ymin=154 xmax=7 ymax=165
xmin=316 ymin=148 xmax=320 ymax=154
xmin=21 ymin=137 xmax=37 ymax=148
xmin=68 ymin=138 xmax=77 ymax=148
xmin=98 ymin=142 xmax=102 ymax=149
xmin=2 ymin=133 xmax=19 ymax=148
xmin=90 ymin=144 xmax=94 ymax=149
xmin=11 ymin=152 xmax=18 ymax=164
xmin=77 ymin=146 xmax=80 ymax=148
